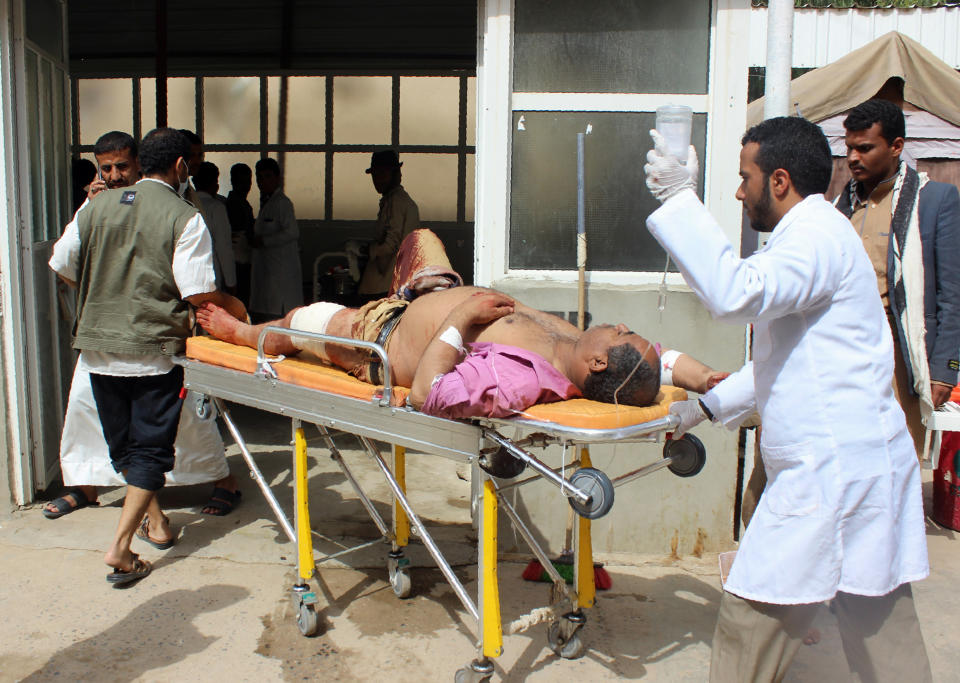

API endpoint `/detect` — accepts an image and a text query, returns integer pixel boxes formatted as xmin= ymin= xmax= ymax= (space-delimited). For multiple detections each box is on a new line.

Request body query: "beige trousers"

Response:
xmin=710 ymin=584 xmax=931 ymax=683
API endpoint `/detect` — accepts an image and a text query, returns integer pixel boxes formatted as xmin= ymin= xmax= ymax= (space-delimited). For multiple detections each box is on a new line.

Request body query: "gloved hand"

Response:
xmin=669 ymin=399 xmax=707 ymax=437
xmin=644 ymin=129 xmax=699 ymax=202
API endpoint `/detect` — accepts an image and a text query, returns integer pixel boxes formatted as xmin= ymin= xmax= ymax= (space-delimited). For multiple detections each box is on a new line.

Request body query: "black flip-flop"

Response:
xmin=202 ymin=487 xmax=241 ymax=516
xmin=42 ymin=489 xmax=99 ymax=519
xmin=136 ymin=514 xmax=175 ymax=550
xmin=106 ymin=554 xmax=152 ymax=587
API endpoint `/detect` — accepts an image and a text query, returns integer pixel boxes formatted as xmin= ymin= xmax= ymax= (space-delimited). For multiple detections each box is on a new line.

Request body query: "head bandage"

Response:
xmin=289 ymin=302 xmax=346 ymax=360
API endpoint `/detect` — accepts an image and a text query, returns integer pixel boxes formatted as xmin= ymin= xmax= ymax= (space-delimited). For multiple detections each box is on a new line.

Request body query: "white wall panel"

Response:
xmin=750 ymin=6 xmax=960 ymax=69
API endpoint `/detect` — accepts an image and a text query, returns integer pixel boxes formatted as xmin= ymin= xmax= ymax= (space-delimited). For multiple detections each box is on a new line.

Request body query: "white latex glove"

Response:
xmin=644 ymin=129 xmax=699 ymax=202
xmin=669 ymin=398 xmax=707 ymax=437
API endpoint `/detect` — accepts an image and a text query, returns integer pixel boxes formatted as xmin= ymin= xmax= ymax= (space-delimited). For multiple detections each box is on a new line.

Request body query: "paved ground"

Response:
xmin=1 ymin=403 xmax=957 ymax=682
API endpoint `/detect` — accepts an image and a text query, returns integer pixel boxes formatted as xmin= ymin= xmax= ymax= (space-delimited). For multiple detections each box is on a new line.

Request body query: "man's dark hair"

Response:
xmin=178 ymin=129 xmax=202 ymax=146
xmin=582 ymin=343 xmax=661 ymax=407
xmin=740 ymin=117 xmax=833 ymax=198
xmin=93 ymin=131 xmax=137 ymax=158
xmin=193 ymin=161 xmax=219 ymax=192
xmin=138 ymin=128 xmax=191 ymax=176
xmin=230 ymin=162 xmax=252 ymax=181
xmin=255 ymin=157 xmax=281 ymax=176
xmin=842 ymin=98 xmax=905 ymax=144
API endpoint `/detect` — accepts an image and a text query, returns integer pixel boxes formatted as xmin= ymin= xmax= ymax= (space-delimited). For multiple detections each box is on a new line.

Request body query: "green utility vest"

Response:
xmin=73 ymin=179 xmax=198 ymax=355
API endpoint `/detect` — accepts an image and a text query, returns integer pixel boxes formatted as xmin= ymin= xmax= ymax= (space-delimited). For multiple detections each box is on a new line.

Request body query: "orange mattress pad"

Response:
xmin=185 ymin=336 xmax=686 ymax=429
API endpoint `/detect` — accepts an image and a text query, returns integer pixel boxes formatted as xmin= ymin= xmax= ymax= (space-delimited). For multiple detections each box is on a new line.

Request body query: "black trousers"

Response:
xmin=89 ymin=366 xmax=184 ymax=492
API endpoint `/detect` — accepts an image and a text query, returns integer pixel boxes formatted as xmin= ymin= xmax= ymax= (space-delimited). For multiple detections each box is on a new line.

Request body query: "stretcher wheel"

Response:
xmin=390 ymin=567 xmax=412 ymax=598
xmin=567 ymin=467 xmax=615 ymax=519
xmin=454 ymin=658 xmax=494 ymax=683
xmin=547 ymin=620 xmax=585 ymax=659
xmin=663 ymin=433 xmax=706 ymax=477
xmin=296 ymin=602 xmax=319 ymax=637
xmin=195 ymin=395 xmax=212 ymax=420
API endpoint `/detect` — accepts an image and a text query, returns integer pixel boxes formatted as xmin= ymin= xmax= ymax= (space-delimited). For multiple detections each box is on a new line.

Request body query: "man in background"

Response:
xmin=837 ymin=98 xmax=960 ymax=453
xmin=193 ymin=161 xmax=236 ymax=292
xmin=225 ymin=162 xmax=255 ymax=307
xmin=358 ymin=150 xmax=420 ymax=299
xmin=249 ymin=158 xmax=302 ymax=321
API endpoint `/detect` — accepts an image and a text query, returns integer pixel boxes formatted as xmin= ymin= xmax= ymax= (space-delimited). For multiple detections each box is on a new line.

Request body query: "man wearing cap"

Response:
xmin=358 ymin=150 xmax=420 ymax=299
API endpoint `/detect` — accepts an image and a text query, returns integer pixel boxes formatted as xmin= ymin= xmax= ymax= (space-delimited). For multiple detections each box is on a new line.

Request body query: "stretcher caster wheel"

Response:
xmin=664 ymin=433 xmax=706 ymax=477
xmin=296 ymin=602 xmax=319 ymax=636
xmin=388 ymin=552 xmax=412 ymax=598
xmin=567 ymin=467 xmax=615 ymax=519
xmin=547 ymin=619 xmax=585 ymax=659
xmin=454 ymin=658 xmax=494 ymax=683
xmin=195 ymin=395 xmax=212 ymax=420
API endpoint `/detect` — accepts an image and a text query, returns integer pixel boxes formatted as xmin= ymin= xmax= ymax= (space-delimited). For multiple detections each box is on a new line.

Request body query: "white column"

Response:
xmin=764 ymin=0 xmax=794 ymax=119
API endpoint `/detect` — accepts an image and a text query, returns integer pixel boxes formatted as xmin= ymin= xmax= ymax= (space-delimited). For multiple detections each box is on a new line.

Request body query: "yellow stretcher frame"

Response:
xmin=176 ymin=328 xmax=707 ymax=682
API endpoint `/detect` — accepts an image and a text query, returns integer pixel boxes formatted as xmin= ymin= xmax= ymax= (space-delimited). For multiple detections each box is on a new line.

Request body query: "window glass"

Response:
xmin=204 ymin=77 xmax=260 ymax=144
xmin=466 ymin=77 xmax=476 ymax=146
xmin=400 ymin=77 xmax=458 ymax=146
xmin=400 ymin=154 xmax=458 ymax=222
xmin=284 ymin=76 xmax=326 ymax=144
xmin=281 ymin=153 xmax=325 ymax=220
xmin=78 ymin=79 xmax=132 ymax=145
xmin=509 ymin=111 xmax=706 ymax=271
xmin=513 ymin=0 xmax=711 ymax=94
xmin=203 ymin=152 xmax=262 ymax=207
xmin=332 ymin=153 xmax=377 ymax=220
xmin=267 ymin=76 xmax=281 ymax=143
xmin=166 ymin=77 xmax=196 ymax=134
xmin=140 ymin=77 xmax=156 ymax=132
xmin=465 ymin=153 xmax=475 ymax=221
xmin=332 ymin=76 xmax=391 ymax=145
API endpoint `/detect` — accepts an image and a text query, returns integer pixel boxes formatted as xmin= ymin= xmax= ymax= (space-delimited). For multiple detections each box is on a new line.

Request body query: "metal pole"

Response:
xmin=576 ymin=130 xmax=587 ymax=330
xmin=764 ymin=0 xmax=794 ymax=120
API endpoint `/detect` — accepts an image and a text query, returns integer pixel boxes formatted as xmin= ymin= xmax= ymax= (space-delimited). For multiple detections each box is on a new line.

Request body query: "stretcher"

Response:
xmin=176 ymin=327 xmax=707 ymax=682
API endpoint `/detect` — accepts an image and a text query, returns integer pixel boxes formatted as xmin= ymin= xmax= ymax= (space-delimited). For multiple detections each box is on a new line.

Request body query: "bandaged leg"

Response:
xmin=289 ymin=302 xmax=346 ymax=362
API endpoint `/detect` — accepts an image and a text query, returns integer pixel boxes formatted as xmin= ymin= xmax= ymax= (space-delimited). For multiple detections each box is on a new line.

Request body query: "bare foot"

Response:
xmin=196 ymin=302 xmax=242 ymax=343
xmin=803 ymin=628 xmax=821 ymax=646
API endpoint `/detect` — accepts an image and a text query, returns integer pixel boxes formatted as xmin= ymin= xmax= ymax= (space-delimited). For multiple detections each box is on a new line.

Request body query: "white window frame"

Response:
xmin=474 ymin=0 xmax=751 ymax=288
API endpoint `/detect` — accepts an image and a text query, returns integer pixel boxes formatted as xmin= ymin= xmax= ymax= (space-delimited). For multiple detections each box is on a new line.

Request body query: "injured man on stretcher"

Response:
xmin=197 ymin=229 xmax=726 ymax=419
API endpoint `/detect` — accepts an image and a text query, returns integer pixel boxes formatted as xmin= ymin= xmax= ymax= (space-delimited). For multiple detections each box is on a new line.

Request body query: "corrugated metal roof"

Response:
xmin=752 ymin=1 xmax=960 ymax=7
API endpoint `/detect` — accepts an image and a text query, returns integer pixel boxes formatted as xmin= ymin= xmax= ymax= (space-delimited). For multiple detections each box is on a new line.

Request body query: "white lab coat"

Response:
xmin=647 ymin=190 xmax=928 ymax=604
xmin=250 ymin=189 xmax=303 ymax=315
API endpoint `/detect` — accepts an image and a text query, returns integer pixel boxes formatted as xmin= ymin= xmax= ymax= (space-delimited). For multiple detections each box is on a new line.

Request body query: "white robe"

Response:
xmin=647 ymin=190 xmax=928 ymax=604
xmin=250 ymin=189 xmax=303 ymax=316
xmin=60 ymin=360 xmax=229 ymax=487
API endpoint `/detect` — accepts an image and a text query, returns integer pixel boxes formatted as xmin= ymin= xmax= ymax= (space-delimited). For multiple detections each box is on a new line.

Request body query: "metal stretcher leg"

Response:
xmin=292 ymin=421 xmax=320 ymax=636
xmin=575 ymin=446 xmax=595 ymax=610
xmin=389 ymin=444 xmax=412 ymax=598
xmin=357 ymin=437 xmax=480 ymax=623
xmin=214 ymin=399 xmax=296 ymax=543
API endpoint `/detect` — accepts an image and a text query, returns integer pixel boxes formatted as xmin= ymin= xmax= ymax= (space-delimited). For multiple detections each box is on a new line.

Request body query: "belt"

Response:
xmin=368 ymin=306 xmax=406 ymax=385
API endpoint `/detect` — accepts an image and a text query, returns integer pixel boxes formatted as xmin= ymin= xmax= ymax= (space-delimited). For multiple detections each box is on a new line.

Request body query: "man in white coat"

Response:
xmin=193 ymin=161 xmax=237 ymax=292
xmin=644 ymin=117 xmax=930 ymax=682
xmin=249 ymin=157 xmax=302 ymax=321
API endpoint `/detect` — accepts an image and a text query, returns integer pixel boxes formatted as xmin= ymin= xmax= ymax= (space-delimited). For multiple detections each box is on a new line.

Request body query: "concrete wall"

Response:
xmin=491 ymin=281 xmax=746 ymax=557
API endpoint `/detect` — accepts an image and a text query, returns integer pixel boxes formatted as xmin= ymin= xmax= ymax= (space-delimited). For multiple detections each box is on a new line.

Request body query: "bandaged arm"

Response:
xmin=699 ymin=362 xmax=757 ymax=428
